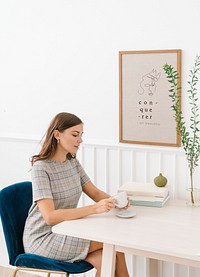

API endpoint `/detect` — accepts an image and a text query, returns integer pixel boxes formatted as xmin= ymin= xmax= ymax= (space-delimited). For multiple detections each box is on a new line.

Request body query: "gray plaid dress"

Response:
xmin=23 ymin=158 xmax=91 ymax=262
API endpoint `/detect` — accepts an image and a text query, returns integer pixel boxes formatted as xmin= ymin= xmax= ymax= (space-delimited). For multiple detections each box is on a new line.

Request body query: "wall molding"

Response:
xmin=0 ymin=133 xmax=40 ymax=144
xmin=0 ymin=133 xmax=185 ymax=154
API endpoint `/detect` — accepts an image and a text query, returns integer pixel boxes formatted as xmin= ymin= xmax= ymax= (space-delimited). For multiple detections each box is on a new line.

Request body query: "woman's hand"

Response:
xmin=93 ymin=197 xmax=115 ymax=214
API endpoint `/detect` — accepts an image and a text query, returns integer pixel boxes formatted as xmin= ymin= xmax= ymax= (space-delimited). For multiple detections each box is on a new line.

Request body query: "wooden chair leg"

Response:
xmin=12 ymin=267 xmax=69 ymax=277
xmin=12 ymin=268 xmax=20 ymax=277
xmin=47 ymin=272 xmax=69 ymax=277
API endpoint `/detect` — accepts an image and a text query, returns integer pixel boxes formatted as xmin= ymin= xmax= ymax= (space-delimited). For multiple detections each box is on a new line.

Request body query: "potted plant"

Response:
xmin=163 ymin=55 xmax=200 ymax=206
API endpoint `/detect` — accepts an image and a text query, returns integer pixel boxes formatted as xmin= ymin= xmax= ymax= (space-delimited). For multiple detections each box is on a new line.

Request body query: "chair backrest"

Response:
xmin=0 ymin=181 xmax=32 ymax=265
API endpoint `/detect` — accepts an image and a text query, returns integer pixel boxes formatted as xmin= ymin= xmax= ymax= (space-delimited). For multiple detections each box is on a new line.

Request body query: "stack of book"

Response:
xmin=118 ymin=182 xmax=170 ymax=207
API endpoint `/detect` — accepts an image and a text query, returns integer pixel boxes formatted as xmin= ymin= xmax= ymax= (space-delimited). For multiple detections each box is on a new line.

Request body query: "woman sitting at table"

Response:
xmin=23 ymin=112 xmax=129 ymax=277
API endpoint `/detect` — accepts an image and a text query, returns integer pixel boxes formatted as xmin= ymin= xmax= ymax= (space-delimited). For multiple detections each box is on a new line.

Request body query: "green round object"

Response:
xmin=154 ymin=173 xmax=167 ymax=187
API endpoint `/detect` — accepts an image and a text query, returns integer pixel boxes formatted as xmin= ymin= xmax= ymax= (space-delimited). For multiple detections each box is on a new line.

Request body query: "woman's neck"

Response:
xmin=51 ymin=150 xmax=67 ymax=163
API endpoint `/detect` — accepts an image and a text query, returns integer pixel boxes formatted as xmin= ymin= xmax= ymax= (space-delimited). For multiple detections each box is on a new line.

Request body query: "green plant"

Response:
xmin=163 ymin=56 xmax=200 ymax=204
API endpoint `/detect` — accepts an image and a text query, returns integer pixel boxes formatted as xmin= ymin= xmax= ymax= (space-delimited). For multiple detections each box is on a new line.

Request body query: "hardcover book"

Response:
xmin=129 ymin=193 xmax=170 ymax=207
xmin=118 ymin=182 xmax=170 ymax=207
xmin=118 ymin=182 xmax=169 ymax=198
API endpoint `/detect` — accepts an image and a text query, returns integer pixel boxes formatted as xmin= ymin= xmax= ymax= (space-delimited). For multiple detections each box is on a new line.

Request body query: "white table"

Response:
xmin=52 ymin=201 xmax=200 ymax=277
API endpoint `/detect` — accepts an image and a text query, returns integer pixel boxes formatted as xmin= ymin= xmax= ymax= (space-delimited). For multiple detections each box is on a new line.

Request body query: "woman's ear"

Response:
xmin=53 ymin=130 xmax=60 ymax=140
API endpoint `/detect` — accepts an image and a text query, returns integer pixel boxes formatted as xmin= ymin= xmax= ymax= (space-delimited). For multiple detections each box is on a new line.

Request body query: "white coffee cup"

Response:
xmin=113 ymin=191 xmax=128 ymax=208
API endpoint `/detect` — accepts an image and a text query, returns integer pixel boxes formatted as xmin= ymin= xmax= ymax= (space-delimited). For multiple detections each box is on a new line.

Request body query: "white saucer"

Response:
xmin=116 ymin=210 xmax=136 ymax=218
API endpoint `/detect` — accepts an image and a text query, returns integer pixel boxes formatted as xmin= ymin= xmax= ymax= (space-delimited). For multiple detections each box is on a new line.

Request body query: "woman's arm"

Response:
xmin=37 ymin=198 xmax=93 ymax=225
xmin=83 ymin=181 xmax=130 ymax=210
xmin=83 ymin=181 xmax=110 ymax=202
xmin=37 ymin=187 xmax=115 ymax=225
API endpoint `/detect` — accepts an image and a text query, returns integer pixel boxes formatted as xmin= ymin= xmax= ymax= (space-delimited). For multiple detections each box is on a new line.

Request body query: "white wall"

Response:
xmin=1 ymin=0 xmax=200 ymax=141
xmin=1 ymin=0 xmax=200 ymax=276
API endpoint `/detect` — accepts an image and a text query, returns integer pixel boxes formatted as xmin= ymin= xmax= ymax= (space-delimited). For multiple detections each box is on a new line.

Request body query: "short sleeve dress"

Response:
xmin=23 ymin=158 xmax=91 ymax=262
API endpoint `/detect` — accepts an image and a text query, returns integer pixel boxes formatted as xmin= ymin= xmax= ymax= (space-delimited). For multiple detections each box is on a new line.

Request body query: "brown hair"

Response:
xmin=31 ymin=112 xmax=83 ymax=165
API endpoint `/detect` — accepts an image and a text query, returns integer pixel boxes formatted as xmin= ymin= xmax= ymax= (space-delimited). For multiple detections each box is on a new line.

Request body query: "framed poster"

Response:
xmin=119 ymin=49 xmax=182 ymax=146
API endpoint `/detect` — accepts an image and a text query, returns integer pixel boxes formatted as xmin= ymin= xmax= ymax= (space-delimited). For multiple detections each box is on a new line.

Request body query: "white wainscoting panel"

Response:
xmin=0 ymin=135 xmax=200 ymax=277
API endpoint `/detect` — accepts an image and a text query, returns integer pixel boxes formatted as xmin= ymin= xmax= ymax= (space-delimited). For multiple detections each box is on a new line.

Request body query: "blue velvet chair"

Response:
xmin=0 ymin=181 xmax=93 ymax=277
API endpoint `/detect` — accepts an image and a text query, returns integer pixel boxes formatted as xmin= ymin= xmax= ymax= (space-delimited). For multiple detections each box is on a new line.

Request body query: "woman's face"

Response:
xmin=56 ymin=123 xmax=83 ymax=155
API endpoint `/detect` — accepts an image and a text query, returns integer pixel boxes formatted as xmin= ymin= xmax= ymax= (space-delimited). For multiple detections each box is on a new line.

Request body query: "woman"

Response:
xmin=23 ymin=112 xmax=129 ymax=277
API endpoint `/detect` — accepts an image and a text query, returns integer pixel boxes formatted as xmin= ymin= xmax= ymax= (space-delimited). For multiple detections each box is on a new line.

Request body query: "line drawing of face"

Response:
xmin=138 ymin=69 xmax=161 ymax=96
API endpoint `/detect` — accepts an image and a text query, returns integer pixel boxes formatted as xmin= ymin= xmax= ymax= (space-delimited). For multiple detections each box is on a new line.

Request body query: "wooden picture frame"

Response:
xmin=119 ymin=49 xmax=182 ymax=146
